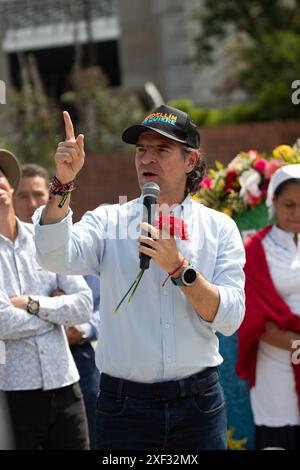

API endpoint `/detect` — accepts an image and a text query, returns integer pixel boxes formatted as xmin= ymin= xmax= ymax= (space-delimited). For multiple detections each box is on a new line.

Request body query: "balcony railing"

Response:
xmin=1 ymin=0 xmax=118 ymax=31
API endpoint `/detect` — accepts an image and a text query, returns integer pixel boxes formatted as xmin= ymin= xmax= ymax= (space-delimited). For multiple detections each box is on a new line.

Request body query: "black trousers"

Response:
xmin=255 ymin=425 xmax=300 ymax=450
xmin=6 ymin=382 xmax=89 ymax=450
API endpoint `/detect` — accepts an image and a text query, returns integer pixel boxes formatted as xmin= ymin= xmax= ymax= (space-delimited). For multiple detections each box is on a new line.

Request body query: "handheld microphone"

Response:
xmin=139 ymin=182 xmax=160 ymax=270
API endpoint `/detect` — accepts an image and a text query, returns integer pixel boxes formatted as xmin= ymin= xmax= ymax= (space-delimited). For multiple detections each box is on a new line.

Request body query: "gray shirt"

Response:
xmin=0 ymin=219 xmax=93 ymax=390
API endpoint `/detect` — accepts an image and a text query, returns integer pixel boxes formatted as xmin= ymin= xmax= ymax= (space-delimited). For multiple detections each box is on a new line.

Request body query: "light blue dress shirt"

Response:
xmin=80 ymin=275 xmax=100 ymax=341
xmin=34 ymin=197 xmax=245 ymax=383
xmin=0 ymin=220 xmax=93 ymax=390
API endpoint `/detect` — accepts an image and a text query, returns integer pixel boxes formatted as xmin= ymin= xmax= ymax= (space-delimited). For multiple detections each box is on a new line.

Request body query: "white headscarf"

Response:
xmin=266 ymin=164 xmax=300 ymax=218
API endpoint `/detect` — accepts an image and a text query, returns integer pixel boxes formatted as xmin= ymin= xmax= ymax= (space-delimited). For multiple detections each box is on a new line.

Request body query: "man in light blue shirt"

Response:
xmin=34 ymin=105 xmax=245 ymax=450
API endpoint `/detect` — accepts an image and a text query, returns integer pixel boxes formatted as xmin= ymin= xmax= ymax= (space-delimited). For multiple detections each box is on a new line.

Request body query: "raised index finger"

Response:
xmin=63 ymin=111 xmax=75 ymax=141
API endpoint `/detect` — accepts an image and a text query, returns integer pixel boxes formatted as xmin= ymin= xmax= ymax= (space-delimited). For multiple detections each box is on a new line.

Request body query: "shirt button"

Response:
xmin=163 ymin=289 xmax=168 ymax=296
xmin=167 ymin=357 xmax=171 ymax=363
xmin=165 ymin=323 xmax=170 ymax=329
xmin=40 ymin=350 xmax=44 ymax=355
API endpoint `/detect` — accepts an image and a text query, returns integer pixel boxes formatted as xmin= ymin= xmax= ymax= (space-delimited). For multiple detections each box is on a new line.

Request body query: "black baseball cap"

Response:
xmin=122 ymin=104 xmax=200 ymax=149
xmin=0 ymin=149 xmax=21 ymax=192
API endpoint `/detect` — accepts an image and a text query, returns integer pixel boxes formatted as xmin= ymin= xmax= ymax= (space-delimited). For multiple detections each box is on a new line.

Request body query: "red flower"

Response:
xmin=225 ymin=170 xmax=238 ymax=190
xmin=248 ymin=194 xmax=262 ymax=207
xmin=260 ymin=180 xmax=269 ymax=198
xmin=155 ymin=215 xmax=189 ymax=240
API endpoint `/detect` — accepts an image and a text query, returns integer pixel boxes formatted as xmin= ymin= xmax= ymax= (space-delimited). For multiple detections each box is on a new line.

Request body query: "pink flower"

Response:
xmin=252 ymin=158 xmax=268 ymax=174
xmin=264 ymin=160 xmax=285 ymax=179
xmin=155 ymin=215 xmax=189 ymax=240
xmin=199 ymin=177 xmax=213 ymax=189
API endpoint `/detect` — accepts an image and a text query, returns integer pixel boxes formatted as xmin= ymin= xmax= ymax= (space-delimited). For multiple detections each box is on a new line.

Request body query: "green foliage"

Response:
xmin=192 ymin=0 xmax=300 ymax=121
xmin=0 ymin=86 xmax=60 ymax=174
xmin=0 ymin=64 xmax=145 ymax=172
xmin=234 ymin=201 xmax=271 ymax=231
xmin=168 ymin=98 xmax=260 ymax=126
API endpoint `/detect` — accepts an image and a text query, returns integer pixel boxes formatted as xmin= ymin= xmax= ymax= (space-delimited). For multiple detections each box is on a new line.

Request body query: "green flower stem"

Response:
xmin=113 ymin=269 xmax=145 ymax=313
xmin=128 ymin=270 xmax=144 ymax=303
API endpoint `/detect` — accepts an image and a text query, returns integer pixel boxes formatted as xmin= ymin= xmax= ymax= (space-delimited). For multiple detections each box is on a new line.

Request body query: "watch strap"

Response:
xmin=171 ymin=276 xmax=185 ymax=286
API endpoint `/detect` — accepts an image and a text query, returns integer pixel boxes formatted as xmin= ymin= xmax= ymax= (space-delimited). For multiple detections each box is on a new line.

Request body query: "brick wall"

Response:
xmin=71 ymin=152 xmax=139 ymax=221
xmin=202 ymin=120 xmax=300 ymax=169
xmin=72 ymin=120 xmax=300 ymax=220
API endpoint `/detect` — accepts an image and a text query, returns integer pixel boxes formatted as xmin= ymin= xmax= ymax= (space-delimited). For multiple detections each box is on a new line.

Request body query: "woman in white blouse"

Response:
xmin=237 ymin=164 xmax=300 ymax=450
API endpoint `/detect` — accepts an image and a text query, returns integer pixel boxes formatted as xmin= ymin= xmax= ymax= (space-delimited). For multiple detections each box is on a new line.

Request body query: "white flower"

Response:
xmin=228 ymin=156 xmax=243 ymax=173
xmin=239 ymin=169 xmax=262 ymax=203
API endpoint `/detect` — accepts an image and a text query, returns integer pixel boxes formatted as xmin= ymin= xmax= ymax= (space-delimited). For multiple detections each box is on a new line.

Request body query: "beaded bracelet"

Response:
xmin=49 ymin=175 xmax=76 ymax=208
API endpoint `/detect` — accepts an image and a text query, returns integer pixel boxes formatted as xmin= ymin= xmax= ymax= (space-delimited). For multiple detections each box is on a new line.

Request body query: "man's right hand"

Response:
xmin=55 ymin=111 xmax=85 ymax=184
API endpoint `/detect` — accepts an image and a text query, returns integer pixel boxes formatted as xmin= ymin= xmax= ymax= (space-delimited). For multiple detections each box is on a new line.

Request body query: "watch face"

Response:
xmin=31 ymin=301 xmax=39 ymax=312
xmin=183 ymin=266 xmax=197 ymax=285
xmin=28 ymin=299 xmax=40 ymax=314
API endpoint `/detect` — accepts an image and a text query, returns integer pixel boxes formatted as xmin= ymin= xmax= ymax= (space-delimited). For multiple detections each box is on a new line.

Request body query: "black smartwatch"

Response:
xmin=27 ymin=297 xmax=40 ymax=315
xmin=171 ymin=264 xmax=197 ymax=287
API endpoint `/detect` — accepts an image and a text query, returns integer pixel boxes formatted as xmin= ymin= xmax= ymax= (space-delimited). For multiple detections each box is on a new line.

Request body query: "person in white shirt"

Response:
xmin=14 ymin=162 xmax=100 ymax=449
xmin=0 ymin=149 xmax=93 ymax=449
xmin=237 ymin=164 xmax=300 ymax=450
xmin=34 ymin=105 xmax=245 ymax=450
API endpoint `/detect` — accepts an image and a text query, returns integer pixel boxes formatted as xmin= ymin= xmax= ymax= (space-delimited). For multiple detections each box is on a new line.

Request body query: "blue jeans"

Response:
xmin=71 ymin=343 xmax=100 ymax=449
xmin=96 ymin=368 xmax=227 ymax=450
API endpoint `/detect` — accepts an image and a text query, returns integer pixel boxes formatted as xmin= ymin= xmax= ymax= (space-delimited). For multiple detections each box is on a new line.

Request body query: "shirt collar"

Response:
xmin=135 ymin=194 xmax=194 ymax=234
xmin=271 ymin=224 xmax=298 ymax=251
xmin=0 ymin=217 xmax=25 ymax=246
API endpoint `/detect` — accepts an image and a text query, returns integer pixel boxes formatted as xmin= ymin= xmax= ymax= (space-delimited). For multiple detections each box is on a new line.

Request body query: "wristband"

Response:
xmin=49 ymin=175 xmax=76 ymax=208
xmin=162 ymin=258 xmax=186 ymax=287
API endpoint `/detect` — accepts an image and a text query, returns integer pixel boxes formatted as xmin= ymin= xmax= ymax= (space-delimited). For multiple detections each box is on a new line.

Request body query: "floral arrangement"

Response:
xmin=194 ymin=139 xmax=300 ymax=218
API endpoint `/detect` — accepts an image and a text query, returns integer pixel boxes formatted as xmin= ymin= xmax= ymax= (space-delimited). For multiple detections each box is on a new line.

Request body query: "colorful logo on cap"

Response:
xmin=142 ymin=112 xmax=178 ymax=126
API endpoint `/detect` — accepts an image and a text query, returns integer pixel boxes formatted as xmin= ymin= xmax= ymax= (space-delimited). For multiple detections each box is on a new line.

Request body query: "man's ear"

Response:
xmin=185 ymin=150 xmax=199 ymax=173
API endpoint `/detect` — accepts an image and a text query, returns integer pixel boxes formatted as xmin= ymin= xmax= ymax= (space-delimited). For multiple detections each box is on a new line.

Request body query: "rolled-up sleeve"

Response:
xmin=33 ymin=275 xmax=93 ymax=326
xmin=201 ymin=220 xmax=245 ymax=336
xmin=0 ymin=291 xmax=54 ymax=340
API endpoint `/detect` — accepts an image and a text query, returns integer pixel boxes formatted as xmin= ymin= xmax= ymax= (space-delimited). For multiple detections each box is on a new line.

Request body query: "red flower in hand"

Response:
xmin=155 ymin=215 xmax=189 ymax=240
xmin=114 ymin=216 xmax=189 ymax=313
